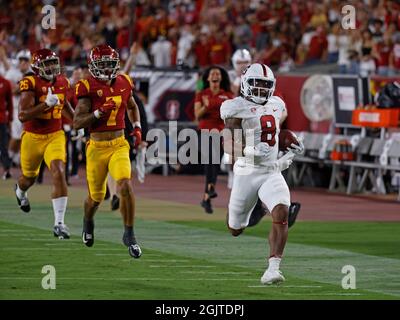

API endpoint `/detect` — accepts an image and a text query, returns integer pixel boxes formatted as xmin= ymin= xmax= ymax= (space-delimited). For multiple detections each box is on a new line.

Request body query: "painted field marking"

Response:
xmin=281 ymin=293 xmax=364 ymax=296
xmin=149 ymin=265 xmax=217 ymax=268
xmin=248 ymin=285 xmax=323 ymax=288
xmin=0 ymin=277 xmax=258 ymax=282
xmin=182 ymin=271 xmax=252 ymax=275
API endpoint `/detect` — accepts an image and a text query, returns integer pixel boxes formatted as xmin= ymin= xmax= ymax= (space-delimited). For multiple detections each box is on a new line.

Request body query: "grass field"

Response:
xmin=0 ymin=179 xmax=399 ymax=300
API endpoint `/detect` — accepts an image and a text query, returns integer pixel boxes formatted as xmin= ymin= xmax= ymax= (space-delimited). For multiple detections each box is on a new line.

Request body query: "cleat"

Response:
xmin=261 ymin=269 xmax=285 ymax=285
xmin=14 ymin=184 xmax=31 ymax=213
xmin=128 ymin=244 xmax=142 ymax=259
xmin=2 ymin=171 xmax=12 ymax=180
xmin=53 ymin=223 xmax=70 ymax=239
xmin=207 ymin=186 xmax=218 ymax=199
xmin=122 ymin=232 xmax=142 ymax=259
xmin=201 ymin=199 xmax=213 ymax=214
xmin=288 ymin=202 xmax=301 ymax=228
xmin=111 ymin=195 xmax=120 ymax=211
xmin=248 ymin=199 xmax=267 ymax=227
xmin=82 ymin=219 xmax=94 ymax=247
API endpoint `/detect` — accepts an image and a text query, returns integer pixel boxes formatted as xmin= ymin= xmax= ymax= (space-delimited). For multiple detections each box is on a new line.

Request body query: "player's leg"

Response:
xmin=83 ymin=140 xmax=109 ymax=247
xmin=288 ymin=202 xmax=301 ymax=228
xmin=201 ymin=163 xmax=219 ymax=214
xmin=226 ymin=166 xmax=260 ymax=237
xmin=0 ymin=123 xmax=12 ymax=179
xmin=109 ymin=138 xmax=141 ymax=258
xmin=15 ymin=132 xmax=45 ymax=212
xmin=258 ymin=172 xmax=291 ymax=284
xmin=44 ymin=131 xmax=70 ymax=239
xmin=107 ymin=174 xmax=120 ymax=211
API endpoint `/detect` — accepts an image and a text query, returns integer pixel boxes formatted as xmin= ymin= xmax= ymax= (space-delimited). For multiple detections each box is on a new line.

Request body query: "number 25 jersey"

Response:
xmin=220 ymin=95 xmax=287 ymax=164
xmin=75 ymin=74 xmax=134 ymax=133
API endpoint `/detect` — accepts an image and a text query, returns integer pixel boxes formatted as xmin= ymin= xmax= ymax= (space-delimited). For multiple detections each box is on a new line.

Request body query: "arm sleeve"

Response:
xmin=220 ymin=99 xmax=239 ymax=121
xmin=120 ymin=73 xmax=134 ymax=91
xmin=75 ymin=79 xmax=90 ymax=99
xmin=19 ymin=76 xmax=35 ymax=92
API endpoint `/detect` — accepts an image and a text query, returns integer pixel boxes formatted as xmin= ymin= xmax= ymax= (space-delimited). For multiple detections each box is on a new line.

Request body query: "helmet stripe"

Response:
xmin=259 ymin=63 xmax=267 ymax=77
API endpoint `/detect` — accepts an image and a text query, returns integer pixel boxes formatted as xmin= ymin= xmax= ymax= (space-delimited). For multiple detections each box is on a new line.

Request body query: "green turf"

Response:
xmin=0 ymin=187 xmax=399 ymax=300
xmin=171 ymin=220 xmax=400 ymax=259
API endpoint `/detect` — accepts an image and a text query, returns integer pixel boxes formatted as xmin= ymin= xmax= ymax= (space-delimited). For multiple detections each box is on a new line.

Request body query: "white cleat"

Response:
xmin=260 ymin=269 xmax=285 ymax=285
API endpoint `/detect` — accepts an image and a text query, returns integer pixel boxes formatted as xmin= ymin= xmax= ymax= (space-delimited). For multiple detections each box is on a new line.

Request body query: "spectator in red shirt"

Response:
xmin=389 ymin=34 xmax=400 ymax=74
xmin=374 ymin=34 xmax=393 ymax=76
xmin=209 ymin=30 xmax=231 ymax=66
xmin=194 ymin=66 xmax=233 ymax=214
xmin=0 ymin=75 xmax=13 ymax=179
xmin=306 ymin=26 xmax=328 ymax=64
xmin=194 ymin=31 xmax=211 ymax=68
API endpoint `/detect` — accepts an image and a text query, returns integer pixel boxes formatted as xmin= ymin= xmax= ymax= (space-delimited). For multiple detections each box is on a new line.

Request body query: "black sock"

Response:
xmin=124 ymin=225 xmax=135 ymax=237
xmin=123 ymin=226 xmax=136 ymax=245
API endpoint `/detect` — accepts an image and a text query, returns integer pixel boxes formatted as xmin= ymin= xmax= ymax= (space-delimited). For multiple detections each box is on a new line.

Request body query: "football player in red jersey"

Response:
xmin=73 ymin=45 xmax=142 ymax=258
xmin=15 ymin=49 xmax=75 ymax=239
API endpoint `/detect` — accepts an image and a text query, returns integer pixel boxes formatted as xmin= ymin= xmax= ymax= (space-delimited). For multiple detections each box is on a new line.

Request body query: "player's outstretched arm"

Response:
xmin=126 ymin=94 xmax=141 ymax=125
xmin=73 ymin=97 xmax=95 ymax=129
xmin=127 ymin=94 xmax=142 ymax=148
xmin=18 ymin=91 xmax=48 ymax=122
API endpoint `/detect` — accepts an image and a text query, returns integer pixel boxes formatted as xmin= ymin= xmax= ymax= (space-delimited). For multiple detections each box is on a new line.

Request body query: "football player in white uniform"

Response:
xmin=4 ymin=50 xmax=31 ymax=167
xmin=229 ymin=49 xmax=252 ymax=96
xmin=220 ymin=63 xmax=304 ymax=285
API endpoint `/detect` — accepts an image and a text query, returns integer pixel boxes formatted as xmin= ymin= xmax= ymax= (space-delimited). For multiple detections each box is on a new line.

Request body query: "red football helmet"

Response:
xmin=31 ymin=49 xmax=61 ymax=81
xmin=88 ymin=44 xmax=120 ymax=81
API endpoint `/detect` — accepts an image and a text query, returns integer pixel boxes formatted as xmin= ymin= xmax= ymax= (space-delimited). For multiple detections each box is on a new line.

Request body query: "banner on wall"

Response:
xmin=332 ymin=76 xmax=362 ymax=126
xmin=131 ymin=69 xmax=198 ymax=123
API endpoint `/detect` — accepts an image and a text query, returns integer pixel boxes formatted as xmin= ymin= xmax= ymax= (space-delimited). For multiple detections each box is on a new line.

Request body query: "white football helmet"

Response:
xmin=232 ymin=49 xmax=252 ymax=73
xmin=240 ymin=63 xmax=275 ymax=105
xmin=16 ymin=50 xmax=31 ymax=61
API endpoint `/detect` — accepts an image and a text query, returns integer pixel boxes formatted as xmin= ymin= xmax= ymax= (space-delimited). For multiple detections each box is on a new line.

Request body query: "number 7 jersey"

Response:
xmin=75 ymin=73 xmax=134 ymax=133
xmin=220 ymin=95 xmax=287 ymax=164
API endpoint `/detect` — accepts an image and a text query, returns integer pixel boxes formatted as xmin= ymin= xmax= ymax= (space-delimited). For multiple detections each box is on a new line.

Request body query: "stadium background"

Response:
xmin=0 ymin=0 xmax=400 ymax=300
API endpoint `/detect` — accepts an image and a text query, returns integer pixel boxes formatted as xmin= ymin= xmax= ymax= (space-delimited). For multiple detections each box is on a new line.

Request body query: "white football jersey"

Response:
xmin=220 ymin=95 xmax=287 ymax=165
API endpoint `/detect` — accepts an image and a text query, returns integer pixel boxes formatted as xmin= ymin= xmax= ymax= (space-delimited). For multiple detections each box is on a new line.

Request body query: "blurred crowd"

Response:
xmin=0 ymin=0 xmax=400 ymax=76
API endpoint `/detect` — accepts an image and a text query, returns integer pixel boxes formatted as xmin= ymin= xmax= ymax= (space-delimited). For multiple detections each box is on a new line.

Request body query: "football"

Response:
xmin=279 ymin=129 xmax=300 ymax=152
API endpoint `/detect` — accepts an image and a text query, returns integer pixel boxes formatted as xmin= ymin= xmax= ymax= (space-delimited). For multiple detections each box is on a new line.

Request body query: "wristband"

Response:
xmin=134 ymin=121 xmax=141 ymax=128
xmin=93 ymin=110 xmax=101 ymax=119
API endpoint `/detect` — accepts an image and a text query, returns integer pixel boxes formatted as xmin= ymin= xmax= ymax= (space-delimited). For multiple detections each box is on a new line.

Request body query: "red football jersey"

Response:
xmin=75 ymin=74 xmax=134 ymax=133
xmin=195 ymin=88 xmax=234 ymax=131
xmin=19 ymin=74 xmax=70 ymax=134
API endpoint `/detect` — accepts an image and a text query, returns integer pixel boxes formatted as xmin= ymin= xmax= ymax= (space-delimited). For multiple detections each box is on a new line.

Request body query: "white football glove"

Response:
xmin=276 ymin=150 xmax=295 ymax=171
xmin=243 ymin=142 xmax=270 ymax=158
xmin=71 ymin=128 xmax=85 ymax=141
xmin=44 ymin=88 xmax=59 ymax=109
xmin=287 ymin=136 xmax=305 ymax=155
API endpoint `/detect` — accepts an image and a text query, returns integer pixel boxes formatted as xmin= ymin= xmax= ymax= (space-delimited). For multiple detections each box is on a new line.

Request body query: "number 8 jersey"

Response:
xmin=19 ymin=74 xmax=70 ymax=134
xmin=75 ymin=73 xmax=134 ymax=133
xmin=220 ymin=95 xmax=287 ymax=164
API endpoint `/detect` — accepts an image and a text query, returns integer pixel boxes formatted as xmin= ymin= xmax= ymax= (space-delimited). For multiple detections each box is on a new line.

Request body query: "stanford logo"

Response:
xmin=166 ymin=100 xmax=180 ymax=120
